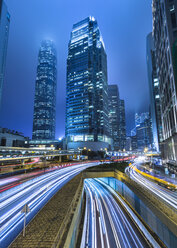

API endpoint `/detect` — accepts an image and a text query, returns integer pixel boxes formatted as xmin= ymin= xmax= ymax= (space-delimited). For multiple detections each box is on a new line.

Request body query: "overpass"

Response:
xmin=0 ymin=146 xmax=82 ymax=163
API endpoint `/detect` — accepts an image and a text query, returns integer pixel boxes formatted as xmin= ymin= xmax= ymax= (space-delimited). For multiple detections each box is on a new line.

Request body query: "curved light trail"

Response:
xmin=81 ymin=178 xmax=157 ymax=248
xmin=0 ymin=162 xmax=98 ymax=247
xmin=126 ymin=163 xmax=177 ymax=210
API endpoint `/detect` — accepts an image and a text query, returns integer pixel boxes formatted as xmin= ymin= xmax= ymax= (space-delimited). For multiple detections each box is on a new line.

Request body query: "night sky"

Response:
xmin=0 ymin=0 xmax=152 ymax=139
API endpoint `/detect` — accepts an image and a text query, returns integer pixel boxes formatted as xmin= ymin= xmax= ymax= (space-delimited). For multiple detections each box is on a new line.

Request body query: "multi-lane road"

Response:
xmin=81 ymin=178 xmax=160 ymax=248
xmin=126 ymin=162 xmax=177 ymax=210
xmin=0 ymin=162 xmax=98 ymax=247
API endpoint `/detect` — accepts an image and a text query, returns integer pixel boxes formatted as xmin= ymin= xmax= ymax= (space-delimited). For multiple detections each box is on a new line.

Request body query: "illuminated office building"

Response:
xmin=152 ymin=0 xmax=177 ymax=162
xmin=66 ymin=17 xmax=111 ymax=151
xmin=32 ymin=40 xmax=57 ymax=141
xmin=119 ymin=99 xmax=126 ymax=150
xmin=108 ymin=85 xmax=120 ymax=150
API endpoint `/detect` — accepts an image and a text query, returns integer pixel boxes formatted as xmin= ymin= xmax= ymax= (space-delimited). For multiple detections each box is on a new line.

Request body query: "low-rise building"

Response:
xmin=0 ymin=127 xmax=27 ymax=147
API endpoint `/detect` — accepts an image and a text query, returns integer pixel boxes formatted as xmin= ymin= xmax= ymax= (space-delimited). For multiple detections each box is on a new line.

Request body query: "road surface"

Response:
xmin=126 ymin=163 xmax=177 ymax=210
xmin=81 ymin=178 xmax=158 ymax=248
xmin=0 ymin=162 xmax=98 ymax=247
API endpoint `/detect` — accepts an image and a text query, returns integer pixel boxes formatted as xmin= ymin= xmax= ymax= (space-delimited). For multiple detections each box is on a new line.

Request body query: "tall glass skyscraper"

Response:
xmin=32 ymin=40 xmax=57 ymax=141
xmin=66 ymin=17 xmax=111 ymax=150
xmin=119 ymin=99 xmax=126 ymax=150
xmin=0 ymin=0 xmax=10 ymax=110
xmin=108 ymin=85 xmax=120 ymax=150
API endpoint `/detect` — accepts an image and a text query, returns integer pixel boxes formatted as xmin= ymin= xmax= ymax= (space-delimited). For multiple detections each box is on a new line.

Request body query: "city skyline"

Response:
xmin=0 ymin=1 xmax=177 ymax=247
xmin=0 ymin=0 xmax=152 ymax=138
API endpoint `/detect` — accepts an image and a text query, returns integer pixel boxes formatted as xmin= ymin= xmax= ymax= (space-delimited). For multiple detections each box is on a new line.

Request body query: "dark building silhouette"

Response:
xmin=146 ymin=33 xmax=163 ymax=152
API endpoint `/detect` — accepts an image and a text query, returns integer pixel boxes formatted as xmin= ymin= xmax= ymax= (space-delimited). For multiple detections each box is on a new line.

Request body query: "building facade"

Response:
xmin=0 ymin=0 xmax=10 ymax=110
xmin=146 ymin=32 xmax=163 ymax=151
xmin=125 ymin=136 xmax=131 ymax=151
xmin=32 ymin=40 xmax=57 ymax=141
xmin=131 ymin=112 xmax=153 ymax=151
xmin=108 ymin=85 xmax=120 ymax=150
xmin=136 ymin=114 xmax=153 ymax=151
xmin=152 ymin=0 xmax=177 ymax=162
xmin=0 ymin=127 xmax=26 ymax=147
xmin=66 ymin=17 xmax=111 ymax=151
xmin=119 ymin=99 xmax=126 ymax=150
xmin=131 ymin=135 xmax=138 ymax=151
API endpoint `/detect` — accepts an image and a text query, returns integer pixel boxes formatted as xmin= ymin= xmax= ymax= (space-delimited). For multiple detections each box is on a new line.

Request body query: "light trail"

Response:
xmin=81 ymin=178 xmax=155 ymax=248
xmin=126 ymin=163 xmax=177 ymax=210
xmin=0 ymin=162 xmax=98 ymax=247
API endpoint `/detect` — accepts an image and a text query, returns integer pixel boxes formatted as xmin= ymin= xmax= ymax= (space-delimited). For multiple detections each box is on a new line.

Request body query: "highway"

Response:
xmin=0 ymin=162 xmax=98 ymax=247
xmin=81 ymin=178 xmax=159 ymax=248
xmin=0 ymin=166 xmax=60 ymax=193
xmin=126 ymin=162 xmax=177 ymax=210
xmin=0 ymin=162 xmax=87 ymax=193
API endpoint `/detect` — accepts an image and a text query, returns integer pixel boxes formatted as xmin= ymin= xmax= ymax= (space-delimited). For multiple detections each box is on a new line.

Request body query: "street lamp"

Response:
xmin=144 ymin=147 xmax=148 ymax=153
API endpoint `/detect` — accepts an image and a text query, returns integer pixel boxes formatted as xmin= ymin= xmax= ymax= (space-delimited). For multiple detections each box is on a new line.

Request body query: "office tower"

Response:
xmin=32 ymin=40 xmax=57 ymax=141
xmin=66 ymin=17 xmax=111 ymax=151
xmin=152 ymin=0 xmax=177 ymax=162
xmin=136 ymin=116 xmax=153 ymax=151
xmin=119 ymin=99 xmax=126 ymax=150
xmin=135 ymin=112 xmax=153 ymax=151
xmin=125 ymin=136 xmax=131 ymax=151
xmin=130 ymin=112 xmax=153 ymax=151
xmin=146 ymin=32 xmax=163 ymax=152
xmin=0 ymin=0 xmax=10 ymax=109
xmin=108 ymin=85 xmax=120 ymax=150
xmin=131 ymin=135 xmax=137 ymax=151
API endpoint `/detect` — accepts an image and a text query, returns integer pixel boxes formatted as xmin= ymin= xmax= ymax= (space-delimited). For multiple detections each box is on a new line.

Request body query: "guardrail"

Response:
xmin=96 ymin=179 xmax=162 ymax=248
xmin=131 ymin=164 xmax=177 ymax=190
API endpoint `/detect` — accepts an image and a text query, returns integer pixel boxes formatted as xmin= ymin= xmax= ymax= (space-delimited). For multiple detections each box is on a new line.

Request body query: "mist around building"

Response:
xmin=0 ymin=0 xmax=177 ymax=168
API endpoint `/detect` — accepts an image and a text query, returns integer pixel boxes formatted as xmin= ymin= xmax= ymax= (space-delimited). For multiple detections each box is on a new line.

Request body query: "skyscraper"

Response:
xmin=66 ymin=17 xmax=111 ymax=151
xmin=146 ymin=32 xmax=163 ymax=152
xmin=32 ymin=40 xmax=57 ymax=141
xmin=130 ymin=112 xmax=153 ymax=151
xmin=119 ymin=99 xmax=126 ymax=150
xmin=136 ymin=113 xmax=153 ymax=151
xmin=152 ymin=0 xmax=177 ymax=163
xmin=0 ymin=0 xmax=10 ymax=110
xmin=108 ymin=85 xmax=120 ymax=150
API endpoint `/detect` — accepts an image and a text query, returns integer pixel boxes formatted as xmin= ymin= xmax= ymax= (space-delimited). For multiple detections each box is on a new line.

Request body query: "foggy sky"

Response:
xmin=0 ymin=0 xmax=152 ymax=138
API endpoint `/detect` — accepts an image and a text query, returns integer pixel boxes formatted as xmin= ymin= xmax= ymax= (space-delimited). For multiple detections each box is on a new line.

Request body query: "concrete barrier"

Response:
xmin=52 ymin=179 xmax=84 ymax=248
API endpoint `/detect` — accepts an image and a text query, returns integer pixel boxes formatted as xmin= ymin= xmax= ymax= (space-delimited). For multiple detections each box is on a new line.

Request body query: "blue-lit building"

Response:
xmin=133 ymin=112 xmax=153 ymax=151
xmin=0 ymin=0 xmax=10 ymax=110
xmin=130 ymin=112 xmax=153 ymax=151
xmin=146 ymin=32 xmax=162 ymax=152
xmin=119 ymin=99 xmax=126 ymax=150
xmin=32 ymin=40 xmax=57 ymax=141
xmin=66 ymin=17 xmax=111 ymax=151
xmin=108 ymin=85 xmax=126 ymax=151
xmin=108 ymin=85 xmax=120 ymax=150
xmin=152 ymin=0 xmax=177 ymax=164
